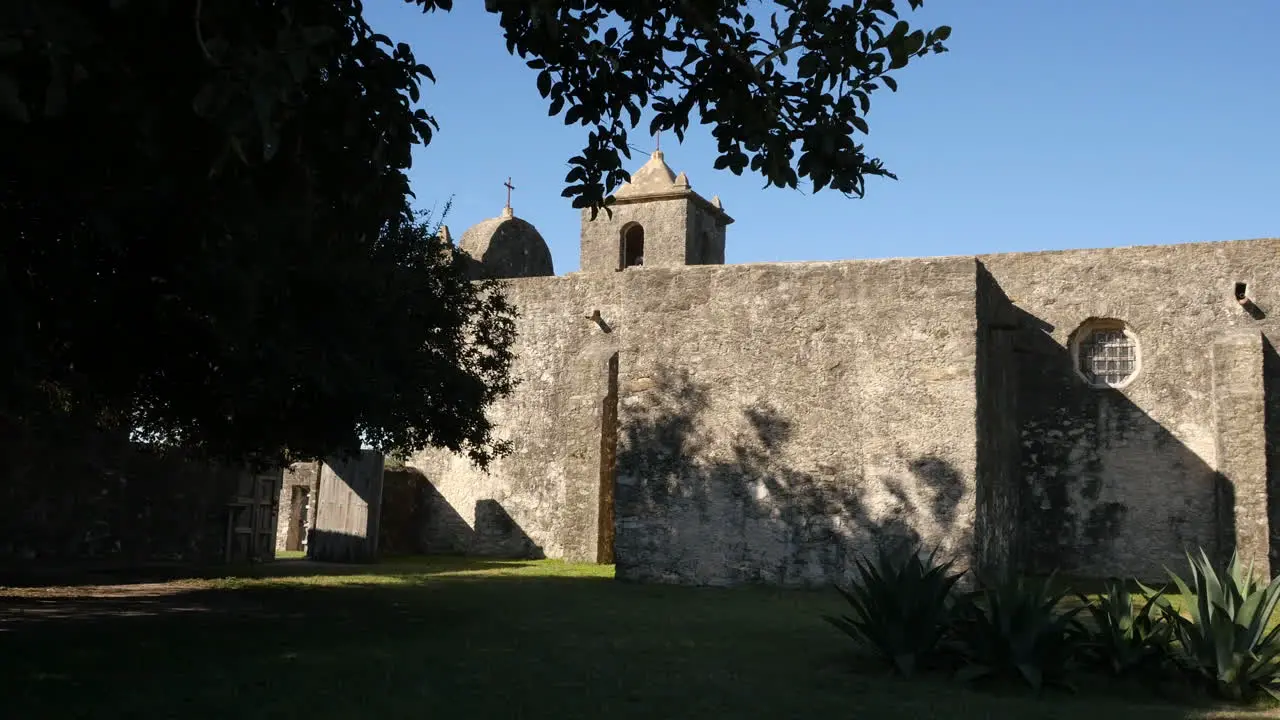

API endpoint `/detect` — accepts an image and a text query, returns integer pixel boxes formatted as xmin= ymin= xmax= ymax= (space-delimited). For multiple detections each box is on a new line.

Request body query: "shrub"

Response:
xmin=1076 ymin=579 xmax=1173 ymax=678
xmin=824 ymin=545 xmax=964 ymax=677
xmin=951 ymin=572 xmax=1088 ymax=692
xmin=1157 ymin=548 xmax=1280 ymax=701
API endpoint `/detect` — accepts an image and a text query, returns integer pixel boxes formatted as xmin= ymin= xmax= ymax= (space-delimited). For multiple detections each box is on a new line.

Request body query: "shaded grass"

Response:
xmin=1 ymin=557 xmax=1276 ymax=719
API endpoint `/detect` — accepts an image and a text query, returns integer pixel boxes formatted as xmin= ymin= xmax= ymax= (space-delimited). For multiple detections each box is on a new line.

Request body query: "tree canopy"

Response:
xmin=0 ymin=1 xmax=948 ymax=468
xmin=471 ymin=0 xmax=950 ymax=209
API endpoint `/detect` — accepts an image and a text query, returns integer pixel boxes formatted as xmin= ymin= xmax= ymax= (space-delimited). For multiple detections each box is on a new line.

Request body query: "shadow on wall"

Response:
xmin=975 ymin=266 xmax=1023 ymax=578
xmin=613 ymin=366 xmax=967 ymax=588
xmin=307 ymin=529 xmax=377 ymax=563
xmin=397 ymin=466 xmax=545 ymax=560
xmin=380 ymin=467 xmax=425 ymax=556
xmin=1265 ymin=336 xmax=1280 ymax=570
xmin=1005 ymin=303 xmax=1227 ymax=581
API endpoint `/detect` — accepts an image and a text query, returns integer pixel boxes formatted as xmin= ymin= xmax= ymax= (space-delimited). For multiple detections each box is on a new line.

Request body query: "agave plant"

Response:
xmin=950 ymin=572 xmax=1088 ymax=692
xmin=823 ymin=544 xmax=964 ymax=677
xmin=1076 ymin=578 xmax=1172 ymax=677
xmin=1157 ymin=548 xmax=1280 ymax=701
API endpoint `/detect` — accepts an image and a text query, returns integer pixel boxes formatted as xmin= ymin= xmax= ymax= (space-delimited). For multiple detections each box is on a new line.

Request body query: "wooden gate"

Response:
xmin=223 ymin=468 xmax=282 ymax=563
xmin=309 ymin=451 xmax=385 ymax=563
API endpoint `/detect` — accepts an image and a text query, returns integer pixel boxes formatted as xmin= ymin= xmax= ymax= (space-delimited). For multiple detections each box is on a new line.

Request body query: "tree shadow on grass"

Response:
xmin=0 ymin=553 xmax=553 ymax=590
xmin=0 ymin=558 xmax=614 ymax=632
xmin=0 ymin=565 xmax=1245 ymax=720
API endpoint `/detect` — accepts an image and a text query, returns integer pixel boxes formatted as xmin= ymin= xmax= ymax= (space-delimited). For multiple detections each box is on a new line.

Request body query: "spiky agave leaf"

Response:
xmin=952 ymin=571 xmax=1087 ymax=693
xmin=1161 ymin=547 xmax=1280 ymax=701
xmin=823 ymin=543 xmax=964 ymax=676
xmin=1076 ymin=578 xmax=1172 ymax=677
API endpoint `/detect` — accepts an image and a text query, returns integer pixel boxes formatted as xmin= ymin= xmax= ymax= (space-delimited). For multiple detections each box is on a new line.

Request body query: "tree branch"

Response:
xmin=194 ymin=0 xmax=215 ymax=64
xmin=754 ymin=41 xmax=805 ymax=71
xmin=676 ymin=0 xmax=782 ymax=121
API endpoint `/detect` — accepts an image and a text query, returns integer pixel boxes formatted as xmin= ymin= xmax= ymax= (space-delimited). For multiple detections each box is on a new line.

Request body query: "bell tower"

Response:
xmin=579 ymin=150 xmax=733 ymax=273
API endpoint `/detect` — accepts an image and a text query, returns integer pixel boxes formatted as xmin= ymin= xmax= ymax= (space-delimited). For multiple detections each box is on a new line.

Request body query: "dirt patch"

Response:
xmin=0 ymin=579 xmax=260 ymax=625
xmin=1 ymin=580 xmax=212 ymax=600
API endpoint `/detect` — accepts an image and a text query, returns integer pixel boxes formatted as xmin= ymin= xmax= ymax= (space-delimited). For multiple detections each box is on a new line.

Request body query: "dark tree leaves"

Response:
xmin=456 ymin=0 xmax=951 ymax=214
xmin=0 ymin=0 xmax=947 ymax=471
xmin=1 ymin=0 xmax=514 ymax=469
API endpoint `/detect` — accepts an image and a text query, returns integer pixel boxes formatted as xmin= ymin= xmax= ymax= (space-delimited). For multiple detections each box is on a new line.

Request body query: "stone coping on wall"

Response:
xmin=493 ymin=235 xmax=1280 ymax=283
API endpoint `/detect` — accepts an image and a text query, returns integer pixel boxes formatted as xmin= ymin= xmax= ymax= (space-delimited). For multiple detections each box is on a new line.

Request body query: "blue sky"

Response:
xmin=364 ymin=1 xmax=1279 ymax=273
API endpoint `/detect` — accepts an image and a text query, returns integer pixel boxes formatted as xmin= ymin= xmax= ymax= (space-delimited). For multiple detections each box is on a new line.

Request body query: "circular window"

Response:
xmin=1071 ymin=319 xmax=1140 ymax=389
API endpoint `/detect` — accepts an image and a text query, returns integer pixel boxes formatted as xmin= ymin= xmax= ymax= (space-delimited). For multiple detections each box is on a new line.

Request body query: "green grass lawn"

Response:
xmin=1 ymin=556 xmax=1276 ymax=719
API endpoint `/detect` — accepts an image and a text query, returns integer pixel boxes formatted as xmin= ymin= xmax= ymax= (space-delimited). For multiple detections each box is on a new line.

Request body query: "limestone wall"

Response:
xmin=1268 ymin=335 xmax=1280 ymax=573
xmin=980 ymin=238 xmax=1280 ymax=580
xmin=611 ymin=259 xmax=981 ymax=586
xmin=411 ymin=234 xmax=1278 ymax=586
xmin=275 ymin=461 xmax=319 ymax=553
xmin=408 ymin=276 xmax=616 ymax=562
xmin=412 ymin=257 xmax=983 ymax=585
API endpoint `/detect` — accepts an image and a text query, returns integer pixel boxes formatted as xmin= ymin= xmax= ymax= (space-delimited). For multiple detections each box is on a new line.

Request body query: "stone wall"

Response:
xmin=275 ymin=461 xmax=320 ymax=553
xmin=1267 ymin=336 xmax=1280 ymax=572
xmin=580 ymin=198 xmax=688 ymax=272
xmin=409 ymin=284 xmax=618 ymax=562
xmin=613 ymin=259 xmax=980 ymax=586
xmin=980 ymin=238 xmax=1280 ymax=581
xmin=685 ymin=198 xmax=727 ymax=265
xmin=413 ymin=257 xmax=983 ymax=585
xmin=579 ymin=196 xmax=729 ymax=272
xmin=1211 ymin=331 xmax=1271 ymax=575
xmin=413 ymin=234 xmax=1278 ymax=586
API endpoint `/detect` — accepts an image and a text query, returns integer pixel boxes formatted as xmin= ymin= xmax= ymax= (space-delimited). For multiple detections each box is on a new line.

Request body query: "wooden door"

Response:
xmin=309 ymin=452 xmax=385 ymax=563
xmin=224 ymin=468 xmax=282 ymax=563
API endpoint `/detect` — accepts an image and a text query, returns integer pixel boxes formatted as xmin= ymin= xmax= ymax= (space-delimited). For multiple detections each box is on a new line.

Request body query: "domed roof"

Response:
xmin=458 ymin=207 xmax=554 ymax=280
